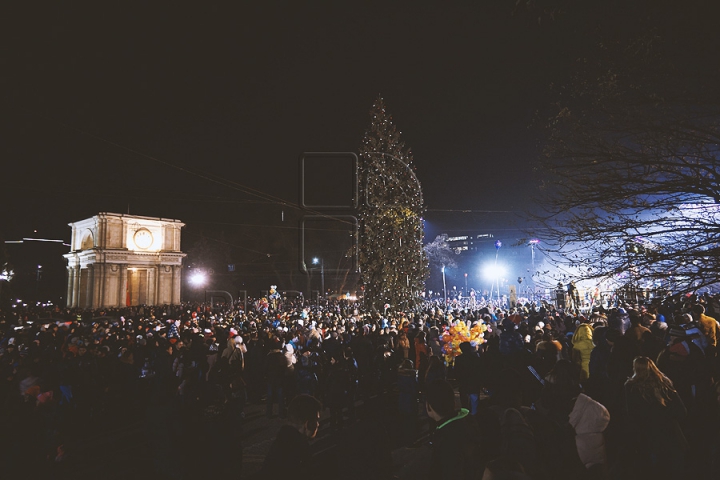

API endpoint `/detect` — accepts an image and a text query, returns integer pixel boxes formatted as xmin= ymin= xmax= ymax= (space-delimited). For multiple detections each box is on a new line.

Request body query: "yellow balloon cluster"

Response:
xmin=441 ymin=321 xmax=487 ymax=361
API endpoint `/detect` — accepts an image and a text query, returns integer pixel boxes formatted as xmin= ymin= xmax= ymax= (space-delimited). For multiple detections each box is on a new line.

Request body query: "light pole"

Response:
xmin=464 ymin=273 xmax=468 ymax=295
xmin=313 ymin=257 xmax=324 ymax=300
xmin=36 ymin=264 xmax=42 ymax=300
xmin=529 ymin=239 xmax=539 ymax=273
xmin=442 ymin=265 xmax=447 ymax=307
xmin=494 ymin=240 xmax=502 ymax=303
xmin=528 ymin=239 xmax=540 ymax=302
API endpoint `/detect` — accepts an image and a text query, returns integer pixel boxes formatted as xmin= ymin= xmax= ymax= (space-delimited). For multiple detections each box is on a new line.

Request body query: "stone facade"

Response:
xmin=63 ymin=213 xmax=186 ymax=308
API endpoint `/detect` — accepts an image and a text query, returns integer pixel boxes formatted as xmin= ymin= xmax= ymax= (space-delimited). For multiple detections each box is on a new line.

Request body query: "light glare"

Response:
xmin=189 ymin=271 xmax=207 ymax=287
xmin=483 ymin=263 xmax=507 ymax=279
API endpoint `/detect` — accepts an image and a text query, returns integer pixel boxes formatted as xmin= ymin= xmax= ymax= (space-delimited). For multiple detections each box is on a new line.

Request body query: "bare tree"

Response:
xmin=424 ymin=234 xmax=458 ymax=271
xmin=534 ymin=26 xmax=720 ymax=295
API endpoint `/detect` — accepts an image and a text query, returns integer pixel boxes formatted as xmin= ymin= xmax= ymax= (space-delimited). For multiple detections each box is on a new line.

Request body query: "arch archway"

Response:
xmin=80 ymin=230 xmax=94 ymax=250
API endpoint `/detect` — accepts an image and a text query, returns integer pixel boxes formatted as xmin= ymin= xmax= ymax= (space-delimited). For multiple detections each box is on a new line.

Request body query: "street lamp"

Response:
xmin=189 ymin=271 xmax=207 ymax=302
xmin=491 ymin=241 xmax=502 ymax=302
xmin=36 ymin=265 xmax=42 ymax=299
xmin=189 ymin=271 xmax=207 ymax=287
xmin=529 ymin=239 xmax=540 ymax=272
xmin=442 ymin=265 xmax=447 ymax=306
xmin=312 ymin=257 xmax=325 ymax=300
xmin=464 ymin=272 xmax=468 ymax=294
xmin=528 ymin=239 xmax=540 ymax=302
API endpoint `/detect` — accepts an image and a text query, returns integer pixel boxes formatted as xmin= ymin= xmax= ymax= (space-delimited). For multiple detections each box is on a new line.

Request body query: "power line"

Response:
xmin=189 ymin=220 xmax=356 ymax=232
xmin=20 ymin=109 xmax=355 ymax=226
xmin=426 ymin=209 xmax=513 ymax=213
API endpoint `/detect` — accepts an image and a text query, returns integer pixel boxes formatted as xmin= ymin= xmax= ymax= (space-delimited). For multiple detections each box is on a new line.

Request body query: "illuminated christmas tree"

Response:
xmin=359 ymin=97 xmax=428 ymax=312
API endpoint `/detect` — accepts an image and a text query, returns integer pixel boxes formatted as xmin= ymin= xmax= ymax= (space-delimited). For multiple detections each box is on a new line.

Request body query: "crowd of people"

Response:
xmin=2 ymin=292 xmax=720 ymax=479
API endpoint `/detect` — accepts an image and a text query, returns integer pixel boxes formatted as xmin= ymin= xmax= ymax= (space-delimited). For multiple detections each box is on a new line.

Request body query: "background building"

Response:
xmin=64 ymin=213 xmax=185 ymax=308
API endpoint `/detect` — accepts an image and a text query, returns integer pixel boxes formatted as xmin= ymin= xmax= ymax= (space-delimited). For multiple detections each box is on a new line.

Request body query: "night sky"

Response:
xmin=1 ymin=2 xmax=604 ymax=297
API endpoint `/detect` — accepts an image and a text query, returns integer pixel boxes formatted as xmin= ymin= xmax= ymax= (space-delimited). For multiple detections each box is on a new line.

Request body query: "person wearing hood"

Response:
xmin=568 ymin=391 xmax=611 ymax=471
xmin=572 ymin=317 xmax=594 ymax=381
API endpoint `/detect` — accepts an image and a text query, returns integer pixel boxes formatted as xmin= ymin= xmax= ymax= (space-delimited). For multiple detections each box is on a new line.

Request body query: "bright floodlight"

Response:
xmin=483 ymin=263 xmax=507 ymax=280
xmin=189 ymin=271 xmax=207 ymax=287
xmin=312 ymin=257 xmax=319 ymax=265
xmin=529 ymin=239 xmax=540 ymax=245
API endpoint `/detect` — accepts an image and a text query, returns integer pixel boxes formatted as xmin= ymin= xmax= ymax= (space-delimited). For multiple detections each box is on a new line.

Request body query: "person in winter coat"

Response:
xmin=625 ymin=311 xmax=651 ymax=343
xmin=608 ymin=308 xmax=631 ymax=335
xmin=498 ymin=318 xmax=524 ymax=357
xmin=425 ymin=379 xmax=486 ymax=480
xmin=572 ymin=319 xmax=594 ymax=381
xmin=624 ymin=356 xmax=689 ymax=480
xmin=265 ymin=337 xmax=288 ymax=418
xmin=454 ymin=342 xmax=483 ymax=414
xmin=205 ymin=341 xmax=219 ymax=382
xmin=427 ymin=326 xmax=444 ymax=357
xmin=568 ymin=392 xmax=610 ymax=470
xmin=325 ymin=347 xmax=357 ymax=432
xmin=692 ymin=304 xmax=719 ymax=351
xmin=222 ymin=336 xmax=246 ymax=374
xmin=414 ymin=331 xmax=429 ymax=387
xmin=656 ymin=327 xmax=708 ymax=412
xmin=397 ymin=359 xmax=419 ymax=445
xmin=397 ymin=330 xmax=410 ymax=360
xmin=425 ymin=355 xmax=446 ymax=386
xmin=586 ymin=326 xmax=614 ymax=405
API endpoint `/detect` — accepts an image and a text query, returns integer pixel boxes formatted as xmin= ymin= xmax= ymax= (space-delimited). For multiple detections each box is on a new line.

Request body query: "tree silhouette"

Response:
xmin=533 ymin=9 xmax=720 ymax=295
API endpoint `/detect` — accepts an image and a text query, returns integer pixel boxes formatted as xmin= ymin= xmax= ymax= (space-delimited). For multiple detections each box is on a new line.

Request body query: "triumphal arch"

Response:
xmin=64 ymin=213 xmax=186 ymax=308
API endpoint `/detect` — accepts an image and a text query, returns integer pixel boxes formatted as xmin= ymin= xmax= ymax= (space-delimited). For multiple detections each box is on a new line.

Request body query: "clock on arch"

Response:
xmin=133 ymin=229 xmax=153 ymax=249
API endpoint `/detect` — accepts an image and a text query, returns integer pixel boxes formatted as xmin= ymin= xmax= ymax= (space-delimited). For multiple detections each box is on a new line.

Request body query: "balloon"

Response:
xmin=440 ymin=320 xmax=486 ymax=357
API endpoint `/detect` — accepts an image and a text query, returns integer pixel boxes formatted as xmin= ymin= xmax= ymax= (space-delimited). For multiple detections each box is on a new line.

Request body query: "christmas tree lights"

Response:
xmin=359 ymin=97 xmax=429 ymax=312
